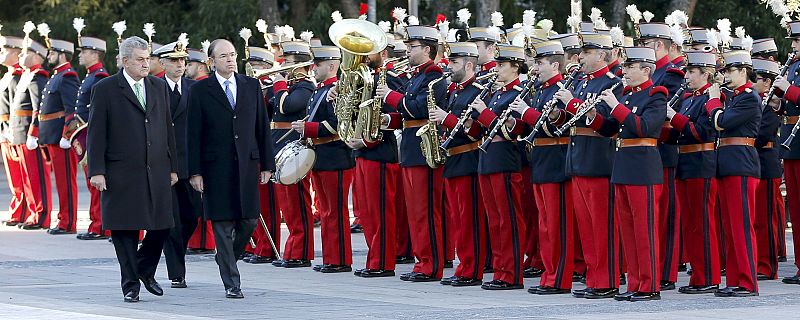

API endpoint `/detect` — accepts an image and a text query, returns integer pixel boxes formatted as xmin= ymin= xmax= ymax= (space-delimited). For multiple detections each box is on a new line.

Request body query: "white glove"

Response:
xmin=25 ymin=135 xmax=38 ymax=150
xmin=59 ymin=137 xmax=71 ymax=149
xmin=666 ymin=106 xmax=677 ymax=119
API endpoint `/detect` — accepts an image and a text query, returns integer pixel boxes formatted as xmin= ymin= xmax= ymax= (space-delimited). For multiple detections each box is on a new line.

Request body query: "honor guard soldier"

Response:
xmin=13 ymin=38 xmax=52 ymax=230
xmin=469 ymin=44 xmax=527 ymax=290
xmin=347 ymin=39 xmax=404 ymax=278
xmin=1 ymin=36 xmax=28 ymax=227
xmin=773 ymin=21 xmax=800 ymax=284
xmin=591 ymin=47 xmax=667 ymax=301
xmin=429 ymin=42 xmax=487 ymax=286
xmin=30 ymin=38 xmax=80 ymax=234
xmin=708 ymin=50 xmax=761 ymax=297
xmin=751 ymin=58 xmax=783 ymax=281
xmin=376 ymin=25 xmax=448 ymax=282
xmin=511 ymin=40 xmax=576 ymax=295
xmin=184 ymin=47 xmax=216 ymax=254
xmin=636 ymin=22 xmax=686 ymax=291
xmin=292 ymin=45 xmax=355 ymax=273
xmin=670 ymin=51 xmax=721 ymax=294
xmin=553 ymin=32 xmax=623 ymax=299
xmin=149 ymin=42 xmax=165 ymax=78
xmin=270 ymin=40 xmax=315 ymax=268
xmin=468 ymin=27 xmax=498 ymax=81
xmin=74 ymin=36 xmax=110 ymax=240
xmin=606 ymin=29 xmax=624 ymax=77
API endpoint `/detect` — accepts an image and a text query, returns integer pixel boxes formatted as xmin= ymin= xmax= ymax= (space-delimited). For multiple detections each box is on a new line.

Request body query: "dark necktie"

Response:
xmin=170 ymin=83 xmax=180 ymax=115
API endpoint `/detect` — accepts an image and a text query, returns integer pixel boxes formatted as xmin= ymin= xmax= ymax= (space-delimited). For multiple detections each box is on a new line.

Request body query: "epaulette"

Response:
xmin=682 ymin=92 xmax=692 ymax=99
xmin=35 ymin=69 xmax=50 ymax=77
xmin=62 ymin=71 xmax=79 ymax=78
xmin=95 ymin=72 xmax=109 ymax=78
xmin=424 ymin=64 xmax=443 ymax=74
xmin=649 ymin=86 xmax=669 ymax=96
xmin=666 ymin=68 xmax=685 ymax=77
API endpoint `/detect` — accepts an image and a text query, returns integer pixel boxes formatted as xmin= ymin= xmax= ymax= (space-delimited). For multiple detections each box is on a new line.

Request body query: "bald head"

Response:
xmin=208 ymin=39 xmax=237 ymax=78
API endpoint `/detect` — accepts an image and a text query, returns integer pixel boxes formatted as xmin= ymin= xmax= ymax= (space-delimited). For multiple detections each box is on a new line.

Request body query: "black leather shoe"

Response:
xmin=123 ymin=291 xmax=139 ymax=303
xmin=620 ymin=274 xmax=627 ymax=285
xmin=360 ymin=269 xmax=395 ymax=278
xmin=226 ymin=287 xmax=244 ymax=299
xmin=481 ymin=280 xmax=524 ymax=290
xmin=19 ymin=223 xmax=42 ymax=230
xmin=3 ymin=220 xmax=19 ymax=226
xmin=444 ymin=260 xmax=454 ymax=268
xmin=283 ymin=259 xmax=311 ymax=268
xmin=400 ymin=272 xmax=417 ymax=281
xmin=320 ymin=265 xmax=352 ymax=273
xmin=246 ymin=255 xmax=275 ymax=264
xmin=613 ymin=291 xmax=635 ymax=301
xmin=523 ymin=267 xmax=544 ymax=278
xmin=408 ymin=273 xmax=440 ymax=282
xmin=779 ymin=256 xmax=788 ymax=262
xmin=585 ymin=287 xmax=619 ymax=299
xmin=679 ymin=284 xmax=718 ymax=294
xmin=630 ymin=292 xmax=661 ymax=301
xmin=440 ymin=275 xmax=459 ymax=285
xmin=451 ymin=278 xmax=482 ymax=287
xmin=171 ymin=278 xmax=187 ymax=288
xmin=572 ymin=288 xmax=588 ymax=298
xmin=730 ymin=287 xmax=759 ymax=297
xmin=354 ymin=268 xmax=365 ymax=277
xmin=714 ymin=286 xmax=736 ymax=297
xmin=660 ymin=281 xmax=676 ymax=290
xmin=237 ymin=252 xmax=253 ymax=261
xmin=349 ymin=223 xmax=363 ymax=233
xmin=140 ymin=277 xmax=163 ymax=296
xmin=531 ymin=286 xmax=570 ymax=295
xmin=396 ymin=256 xmax=415 ymax=264
xmin=47 ymin=228 xmax=75 ymax=235
xmin=186 ymin=248 xmax=214 ymax=255
xmin=272 ymin=259 xmax=285 ymax=267
xmin=678 ymin=263 xmax=687 ymax=272
xmin=313 ymin=264 xmax=326 ymax=272
xmin=757 ymin=274 xmax=772 ymax=281
xmin=77 ymin=232 xmax=109 ymax=240
xmin=783 ymin=275 xmax=800 ymax=284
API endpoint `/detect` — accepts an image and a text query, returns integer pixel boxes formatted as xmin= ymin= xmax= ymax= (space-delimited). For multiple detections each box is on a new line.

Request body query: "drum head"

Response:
xmin=276 ymin=146 xmax=316 ymax=185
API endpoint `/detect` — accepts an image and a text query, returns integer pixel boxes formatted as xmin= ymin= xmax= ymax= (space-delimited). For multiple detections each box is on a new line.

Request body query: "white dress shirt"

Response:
xmin=165 ymin=76 xmax=182 ymax=94
xmin=123 ymin=69 xmax=146 ymax=104
xmin=215 ymin=71 xmax=236 ymax=105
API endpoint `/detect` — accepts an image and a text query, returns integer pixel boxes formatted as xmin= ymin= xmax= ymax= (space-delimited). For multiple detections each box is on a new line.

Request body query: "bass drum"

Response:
xmin=69 ymin=124 xmax=89 ymax=165
xmin=272 ymin=140 xmax=316 ymax=185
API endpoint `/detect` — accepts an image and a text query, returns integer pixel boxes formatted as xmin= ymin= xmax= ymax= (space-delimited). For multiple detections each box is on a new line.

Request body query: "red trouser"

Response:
xmin=716 ymin=195 xmax=727 ymax=270
xmin=784 ymin=160 xmax=800 ymax=275
xmin=755 ymin=178 xmax=783 ymax=279
xmin=187 ymin=218 xmax=215 ymax=250
xmin=310 ymin=169 xmax=354 ymax=266
xmin=274 ymin=178 xmax=314 ymax=260
xmin=573 ymin=220 xmax=587 ymax=275
xmin=521 ymin=166 xmax=543 ymax=271
xmin=534 ymin=181 xmax=574 ymax=289
xmin=395 ymin=168 xmax=413 ymax=258
xmin=18 ymin=145 xmax=52 ymax=226
xmin=442 ymin=186 xmax=456 ymax=263
xmin=572 ymin=176 xmax=619 ymax=289
xmin=718 ymin=176 xmax=759 ymax=292
xmin=46 ymin=145 xmax=78 ymax=231
xmin=659 ymin=167 xmax=681 ymax=283
xmin=402 ymin=166 xmax=444 ymax=278
xmin=445 ymin=174 xmax=487 ymax=280
xmin=616 ymin=183 xmax=662 ymax=294
xmin=677 ymin=178 xmax=721 ymax=286
xmin=353 ymin=159 xmax=398 ymax=271
xmin=480 ymin=172 xmax=526 ymax=285
xmin=2 ymin=143 xmax=29 ymax=223
xmin=249 ymin=182 xmax=281 ymax=257
xmin=80 ymin=163 xmax=107 ymax=235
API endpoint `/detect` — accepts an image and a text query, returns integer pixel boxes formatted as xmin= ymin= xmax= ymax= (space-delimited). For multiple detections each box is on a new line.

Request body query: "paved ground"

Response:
xmin=1 ymin=170 xmax=800 ymax=319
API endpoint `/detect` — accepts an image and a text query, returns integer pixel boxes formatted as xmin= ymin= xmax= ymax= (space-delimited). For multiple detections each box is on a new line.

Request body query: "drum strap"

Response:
xmin=308 ymin=87 xmax=331 ymax=122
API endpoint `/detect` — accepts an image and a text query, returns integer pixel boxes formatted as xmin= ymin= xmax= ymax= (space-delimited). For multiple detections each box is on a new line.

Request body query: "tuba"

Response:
xmin=329 ymin=19 xmax=388 ymax=142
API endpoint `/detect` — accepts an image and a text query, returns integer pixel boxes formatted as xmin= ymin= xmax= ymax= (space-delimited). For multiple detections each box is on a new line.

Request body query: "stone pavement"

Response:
xmin=1 ymin=171 xmax=800 ymax=319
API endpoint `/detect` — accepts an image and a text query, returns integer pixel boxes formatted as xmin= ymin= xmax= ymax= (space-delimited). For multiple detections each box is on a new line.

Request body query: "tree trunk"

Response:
xmin=368 ymin=0 xmax=376 ymax=22
xmin=476 ymin=0 xmax=499 ymax=27
xmin=668 ymin=0 xmax=699 ymax=24
xmin=259 ymin=0 xmax=281 ymax=26
xmin=610 ymin=0 xmax=626 ymax=27
xmin=341 ymin=0 xmax=359 ymax=19
xmin=288 ymin=0 xmax=308 ymax=26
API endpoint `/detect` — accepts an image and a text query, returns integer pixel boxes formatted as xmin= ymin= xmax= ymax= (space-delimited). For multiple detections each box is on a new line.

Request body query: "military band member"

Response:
xmin=511 ymin=40 xmax=575 ymax=294
xmin=469 ymin=44 xmax=527 ymax=290
xmin=270 ymin=41 xmax=315 ymax=268
xmin=74 ymin=36 xmax=110 ymax=240
xmin=1 ymin=37 xmax=28 ymax=227
xmin=31 ymin=39 xmax=80 ymax=234
xmin=149 ymin=42 xmax=165 ymax=78
xmin=636 ymin=22 xmax=686 ymax=291
xmin=13 ymin=39 xmax=52 ymax=229
xmin=376 ymin=25 xmax=448 ymax=282
xmin=553 ymin=33 xmax=622 ymax=299
xmin=708 ymin=50 xmax=761 ymax=297
xmin=670 ymin=51 xmax=721 ymax=294
xmin=751 ymin=58 xmax=783 ymax=281
xmin=429 ymin=42 xmax=486 ymax=286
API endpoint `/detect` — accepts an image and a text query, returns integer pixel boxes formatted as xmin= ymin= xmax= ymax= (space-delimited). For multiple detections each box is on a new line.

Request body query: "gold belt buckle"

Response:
xmin=615 ymin=138 xmax=622 ymax=148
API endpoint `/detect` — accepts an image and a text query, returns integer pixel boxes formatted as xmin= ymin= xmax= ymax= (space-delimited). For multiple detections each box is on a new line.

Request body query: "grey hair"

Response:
xmin=119 ymin=36 xmax=149 ymax=59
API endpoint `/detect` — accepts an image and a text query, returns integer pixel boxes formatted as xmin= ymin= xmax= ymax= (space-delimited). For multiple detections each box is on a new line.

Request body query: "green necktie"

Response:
xmin=134 ymin=82 xmax=145 ymax=109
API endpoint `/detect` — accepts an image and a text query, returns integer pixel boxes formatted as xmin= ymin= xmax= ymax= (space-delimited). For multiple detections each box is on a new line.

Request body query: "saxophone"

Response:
xmin=416 ymin=73 xmax=449 ymax=168
xmin=355 ymin=58 xmax=398 ymax=143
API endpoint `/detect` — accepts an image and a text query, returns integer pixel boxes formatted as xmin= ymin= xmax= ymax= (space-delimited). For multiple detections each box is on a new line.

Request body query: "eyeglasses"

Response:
xmin=407 ymin=44 xmax=423 ymax=50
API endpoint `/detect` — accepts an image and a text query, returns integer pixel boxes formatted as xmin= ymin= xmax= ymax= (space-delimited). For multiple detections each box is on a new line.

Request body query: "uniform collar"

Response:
xmin=733 ymin=81 xmax=753 ymax=96
xmin=607 ymin=60 xmax=620 ymax=70
xmin=195 ymin=75 xmax=209 ymax=80
xmin=693 ymin=83 xmax=711 ymax=96
xmin=155 ymin=70 xmax=166 ymax=78
xmin=655 ymin=55 xmax=670 ymax=70
xmin=54 ymin=62 xmax=72 ymax=74
xmin=541 ymin=73 xmax=563 ymax=89
xmin=586 ymin=66 xmax=609 ymax=80
xmin=373 ymin=62 xmax=395 ymax=74
xmin=29 ymin=64 xmax=49 ymax=77
xmin=455 ymin=75 xmax=476 ymax=91
xmin=501 ymin=78 xmax=521 ymax=92
xmin=481 ymin=61 xmax=497 ymax=72
xmin=412 ymin=60 xmax=434 ymax=76
xmin=88 ymin=62 xmax=104 ymax=73
xmin=12 ymin=63 xmax=22 ymax=75
xmin=317 ymin=76 xmax=337 ymax=88
xmin=624 ymin=79 xmax=653 ymax=94
xmin=671 ymin=56 xmax=685 ymax=66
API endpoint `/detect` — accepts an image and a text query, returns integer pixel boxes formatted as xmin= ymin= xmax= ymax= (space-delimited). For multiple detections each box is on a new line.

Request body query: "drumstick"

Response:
xmin=275 ymin=115 xmax=310 ymax=144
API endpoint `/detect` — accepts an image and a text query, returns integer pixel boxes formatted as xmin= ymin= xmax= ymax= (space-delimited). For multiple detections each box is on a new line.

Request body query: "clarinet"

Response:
xmin=667 ymin=84 xmax=687 ymax=110
xmin=764 ymin=52 xmax=796 ymax=111
xmin=439 ymin=72 xmax=497 ymax=151
xmin=555 ymin=82 xmax=622 ymax=136
xmin=521 ymin=68 xmax=583 ymax=145
xmin=478 ymin=76 xmax=543 ymax=152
